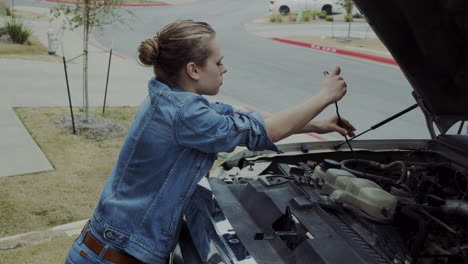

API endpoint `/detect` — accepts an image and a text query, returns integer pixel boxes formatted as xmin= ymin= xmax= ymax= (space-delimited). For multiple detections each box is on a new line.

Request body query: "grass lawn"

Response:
xmin=0 ymin=107 xmax=137 ymax=238
xmin=0 ymin=105 xmax=236 ymax=263
xmin=0 ymin=9 xmax=63 ymax=61
xmin=51 ymin=0 xmax=167 ymax=4
xmin=5 ymin=9 xmax=49 ymax=21
xmin=0 ymin=237 xmax=75 ymax=264
xmin=0 ymin=34 xmax=62 ymax=62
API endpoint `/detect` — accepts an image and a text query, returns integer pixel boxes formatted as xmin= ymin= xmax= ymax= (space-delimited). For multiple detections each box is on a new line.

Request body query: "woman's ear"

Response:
xmin=185 ymin=62 xmax=200 ymax=80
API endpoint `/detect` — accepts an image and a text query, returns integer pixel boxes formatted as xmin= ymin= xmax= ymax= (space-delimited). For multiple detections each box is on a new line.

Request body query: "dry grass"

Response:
xmin=284 ymin=35 xmax=392 ymax=58
xmin=0 ymin=35 xmax=62 ymax=62
xmin=121 ymin=0 xmax=166 ymax=4
xmin=9 ymin=9 xmax=48 ymax=21
xmin=0 ymin=236 xmax=75 ymax=264
xmin=66 ymin=0 xmax=167 ymax=3
xmin=0 ymin=106 xmax=137 ymax=237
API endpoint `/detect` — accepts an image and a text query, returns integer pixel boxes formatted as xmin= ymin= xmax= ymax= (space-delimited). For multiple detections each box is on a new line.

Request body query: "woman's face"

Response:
xmin=194 ymin=37 xmax=227 ymax=96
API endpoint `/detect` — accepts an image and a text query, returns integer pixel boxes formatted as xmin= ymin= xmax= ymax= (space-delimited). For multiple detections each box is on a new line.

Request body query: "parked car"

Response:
xmin=269 ymin=0 xmax=345 ymax=16
xmin=174 ymin=0 xmax=468 ymax=263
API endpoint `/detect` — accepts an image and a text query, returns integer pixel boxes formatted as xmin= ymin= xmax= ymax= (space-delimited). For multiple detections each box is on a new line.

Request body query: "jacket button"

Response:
xmin=105 ymin=230 xmax=116 ymax=240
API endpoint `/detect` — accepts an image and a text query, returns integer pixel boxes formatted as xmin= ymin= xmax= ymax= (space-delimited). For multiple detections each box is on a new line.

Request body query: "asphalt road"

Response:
xmin=19 ymin=0 xmax=432 ymax=140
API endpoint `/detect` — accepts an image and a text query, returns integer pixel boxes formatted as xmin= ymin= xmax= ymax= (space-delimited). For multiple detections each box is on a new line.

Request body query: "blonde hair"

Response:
xmin=138 ymin=19 xmax=216 ymax=86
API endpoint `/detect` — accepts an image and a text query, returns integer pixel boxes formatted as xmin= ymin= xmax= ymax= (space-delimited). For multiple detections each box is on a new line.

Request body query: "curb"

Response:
xmin=271 ymin=37 xmax=397 ymax=66
xmin=33 ymin=0 xmax=171 ymax=7
xmin=0 ymin=220 xmax=87 ymax=251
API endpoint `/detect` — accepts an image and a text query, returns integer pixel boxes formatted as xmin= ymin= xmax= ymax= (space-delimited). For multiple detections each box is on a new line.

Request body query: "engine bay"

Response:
xmin=213 ymin=148 xmax=468 ymax=264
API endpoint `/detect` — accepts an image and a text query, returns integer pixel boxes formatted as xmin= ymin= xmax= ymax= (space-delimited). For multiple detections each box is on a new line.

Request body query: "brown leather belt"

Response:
xmin=81 ymin=221 xmax=144 ymax=264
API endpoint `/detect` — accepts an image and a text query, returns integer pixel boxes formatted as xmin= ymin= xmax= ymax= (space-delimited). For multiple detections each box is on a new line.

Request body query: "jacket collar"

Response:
xmin=148 ymin=77 xmax=183 ymax=96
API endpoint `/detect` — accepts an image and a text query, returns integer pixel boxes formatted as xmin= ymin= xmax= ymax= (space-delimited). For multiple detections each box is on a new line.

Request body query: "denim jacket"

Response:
xmin=89 ymin=77 xmax=278 ymax=263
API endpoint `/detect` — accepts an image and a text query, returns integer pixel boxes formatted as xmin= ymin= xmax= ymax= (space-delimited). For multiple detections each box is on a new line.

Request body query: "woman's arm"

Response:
xmin=260 ymin=112 xmax=273 ymax=120
xmin=298 ymin=116 xmax=356 ymax=137
xmin=264 ymin=66 xmax=347 ymax=142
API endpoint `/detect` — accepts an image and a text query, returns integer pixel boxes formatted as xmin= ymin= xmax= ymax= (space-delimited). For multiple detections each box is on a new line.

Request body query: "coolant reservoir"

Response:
xmin=312 ymin=166 xmax=327 ymax=181
xmin=316 ymin=168 xmax=397 ymax=220
xmin=318 ymin=168 xmax=357 ymax=194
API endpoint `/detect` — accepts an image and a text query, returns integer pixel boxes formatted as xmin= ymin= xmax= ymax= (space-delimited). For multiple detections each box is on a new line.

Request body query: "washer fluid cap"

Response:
xmin=319 ymin=159 xmax=341 ymax=171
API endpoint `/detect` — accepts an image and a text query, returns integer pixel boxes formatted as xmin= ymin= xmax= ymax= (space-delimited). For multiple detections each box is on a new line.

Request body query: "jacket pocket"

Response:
xmin=163 ymin=195 xmax=185 ymax=237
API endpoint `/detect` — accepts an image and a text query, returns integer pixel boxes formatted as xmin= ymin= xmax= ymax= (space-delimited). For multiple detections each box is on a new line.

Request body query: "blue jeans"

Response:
xmin=65 ymin=229 xmax=158 ymax=264
xmin=66 ymin=230 xmax=110 ymax=264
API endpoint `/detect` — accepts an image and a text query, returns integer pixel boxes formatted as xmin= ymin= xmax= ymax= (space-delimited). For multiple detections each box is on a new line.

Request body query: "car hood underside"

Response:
xmin=353 ymin=0 xmax=468 ymax=136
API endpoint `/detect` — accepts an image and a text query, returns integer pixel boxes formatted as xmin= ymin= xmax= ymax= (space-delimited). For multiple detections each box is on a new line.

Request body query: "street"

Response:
xmin=21 ymin=0 xmax=431 ymax=140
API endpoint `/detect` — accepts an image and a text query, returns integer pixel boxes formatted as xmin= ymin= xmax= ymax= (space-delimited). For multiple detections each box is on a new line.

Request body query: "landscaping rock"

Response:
xmin=54 ymin=114 xmax=125 ymax=139
xmin=0 ymin=34 xmax=13 ymax=44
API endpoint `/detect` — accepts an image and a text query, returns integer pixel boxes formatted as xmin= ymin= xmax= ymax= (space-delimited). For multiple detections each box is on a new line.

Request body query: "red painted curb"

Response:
xmin=271 ymin=37 xmax=397 ymax=66
xmin=305 ymin=132 xmax=327 ymax=141
xmin=242 ymin=106 xmax=255 ymax=112
xmin=34 ymin=0 xmax=171 ymax=6
xmin=87 ymin=40 xmax=126 ymax=59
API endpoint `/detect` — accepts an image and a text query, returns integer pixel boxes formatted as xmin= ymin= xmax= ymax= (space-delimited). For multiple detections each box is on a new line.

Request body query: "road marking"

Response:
xmin=87 ymin=40 xmax=127 ymax=60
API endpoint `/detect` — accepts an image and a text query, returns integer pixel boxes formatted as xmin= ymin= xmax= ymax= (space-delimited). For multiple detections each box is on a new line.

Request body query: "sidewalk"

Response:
xmin=0 ymin=6 xmax=151 ymax=177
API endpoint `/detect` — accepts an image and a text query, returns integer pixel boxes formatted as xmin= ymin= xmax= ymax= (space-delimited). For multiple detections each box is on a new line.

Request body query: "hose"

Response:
xmin=441 ymin=200 xmax=468 ymax=222
xmin=341 ymin=159 xmax=407 ymax=185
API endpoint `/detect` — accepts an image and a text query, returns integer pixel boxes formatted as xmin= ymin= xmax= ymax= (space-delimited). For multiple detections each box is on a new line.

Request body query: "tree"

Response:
xmin=50 ymin=0 xmax=130 ymax=121
xmin=343 ymin=0 xmax=354 ymax=39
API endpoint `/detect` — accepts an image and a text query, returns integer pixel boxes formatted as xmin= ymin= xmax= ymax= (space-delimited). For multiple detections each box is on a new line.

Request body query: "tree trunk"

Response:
xmin=83 ymin=0 xmax=90 ymax=122
xmin=347 ymin=19 xmax=351 ymax=39
xmin=345 ymin=0 xmax=353 ymax=40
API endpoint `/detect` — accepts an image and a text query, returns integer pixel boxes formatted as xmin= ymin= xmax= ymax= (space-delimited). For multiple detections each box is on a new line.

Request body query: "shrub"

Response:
xmin=344 ymin=15 xmax=353 ymax=22
xmin=352 ymin=12 xmax=363 ymax=18
xmin=3 ymin=19 xmax=32 ymax=44
xmin=0 ymin=26 xmax=5 ymax=37
xmin=318 ymin=11 xmax=327 ymax=19
xmin=288 ymin=13 xmax=297 ymax=22
xmin=325 ymin=15 xmax=334 ymax=22
xmin=270 ymin=13 xmax=283 ymax=23
xmin=0 ymin=7 xmax=11 ymax=16
xmin=302 ymin=10 xmax=317 ymax=21
xmin=311 ymin=10 xmax=318 ymax=20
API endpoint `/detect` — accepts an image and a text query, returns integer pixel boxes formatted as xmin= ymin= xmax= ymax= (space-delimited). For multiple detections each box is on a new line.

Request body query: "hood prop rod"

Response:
xmin=334 ymin=103 xmax=418 ymax=150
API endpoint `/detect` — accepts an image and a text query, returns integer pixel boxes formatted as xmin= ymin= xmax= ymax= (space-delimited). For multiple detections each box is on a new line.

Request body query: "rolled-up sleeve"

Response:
xmin=176 ymin=96 xmax=279 ymax=153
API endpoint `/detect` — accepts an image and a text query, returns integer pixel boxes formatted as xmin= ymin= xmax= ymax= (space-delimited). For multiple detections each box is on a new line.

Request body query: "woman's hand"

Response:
xmin=312 ymin=115 xmax=356 ymax=137
xmin=264 ymin=66 xmax=350 ymax=142
xmin=320 ymin=66 xmax=347 ymax=105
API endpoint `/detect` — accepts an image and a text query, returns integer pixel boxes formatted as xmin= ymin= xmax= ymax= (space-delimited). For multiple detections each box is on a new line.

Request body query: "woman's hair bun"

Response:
xmin=138 ymin=38 xmax=159 ymax=66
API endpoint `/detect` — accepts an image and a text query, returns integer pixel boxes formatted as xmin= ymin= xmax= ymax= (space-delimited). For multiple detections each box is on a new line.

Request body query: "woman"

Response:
xmin=65 ymin=19 xmax=355 ymax=264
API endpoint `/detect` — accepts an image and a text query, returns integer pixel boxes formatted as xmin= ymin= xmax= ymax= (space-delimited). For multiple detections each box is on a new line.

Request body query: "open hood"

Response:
xmin=352 ymin=0 xmax=468 ymax=137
